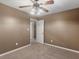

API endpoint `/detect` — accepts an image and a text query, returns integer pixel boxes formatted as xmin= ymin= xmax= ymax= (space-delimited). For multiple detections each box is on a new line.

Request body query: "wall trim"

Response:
xmin=0 ymin=44 xmax=31 ymax=57
xmin=44 ymin=43 xmax=79 ymax=54
xmin=1 ymin=43 xmax=79 ymax=57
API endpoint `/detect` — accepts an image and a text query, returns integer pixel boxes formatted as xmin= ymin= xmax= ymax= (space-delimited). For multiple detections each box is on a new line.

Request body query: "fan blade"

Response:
xmin=39 ymin=3 xmax=44 ymax=5
xmin=39 ymin=7 xmax=49 ymax=12
xmin=19 ymin=5 xmax=32 ymax=8
xmin=40 ymin=0 xmax=54 ymax=5
xmin=45 ymin=0 xmax=54 ymax=5
xmin=39 ymin=3 xmax=49 ymax=5
xmin=39 ymin=2 xmax=54 ymax=5
xmin=30 ymin=0 xmax=35 ymax=3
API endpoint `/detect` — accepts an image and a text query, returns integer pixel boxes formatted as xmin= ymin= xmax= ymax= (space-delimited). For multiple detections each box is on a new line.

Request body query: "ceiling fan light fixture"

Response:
xmin=30 ymin=8 xmax=44 ymax=15
xmin=36 ymin=8 xmax=44 ymax=15
xmin=30 ymin=8 xmax=36 ymax=15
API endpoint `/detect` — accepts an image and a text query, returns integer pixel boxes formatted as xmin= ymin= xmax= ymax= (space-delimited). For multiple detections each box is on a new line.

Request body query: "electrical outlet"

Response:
xmin=16 ymin=43 xmax=18 ymax=45
xmin=51 ymin=40 xmax=53 ymax=43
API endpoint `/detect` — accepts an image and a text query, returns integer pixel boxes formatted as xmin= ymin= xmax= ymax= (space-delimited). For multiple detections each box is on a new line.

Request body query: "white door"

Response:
xmin=36 ymin=20 xmax=44 ymax=44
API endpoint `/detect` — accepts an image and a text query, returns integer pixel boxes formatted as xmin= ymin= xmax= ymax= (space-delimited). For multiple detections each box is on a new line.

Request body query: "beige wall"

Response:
xmin=44 ymin=8 xmax=79 ymax=51
xmin=0 ymin=3 xmax=30 ymax=54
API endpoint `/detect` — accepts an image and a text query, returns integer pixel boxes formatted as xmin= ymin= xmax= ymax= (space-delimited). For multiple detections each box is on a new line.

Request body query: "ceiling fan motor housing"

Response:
xmin=35 ymin=0 xmax=39 ymax=1
xmin=33 ymin=3 xmax=40 ymax=7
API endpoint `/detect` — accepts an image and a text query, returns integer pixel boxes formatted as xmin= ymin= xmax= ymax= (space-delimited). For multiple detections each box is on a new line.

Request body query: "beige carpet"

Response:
xmin=0 ymin=43 xmax=79 ymax=59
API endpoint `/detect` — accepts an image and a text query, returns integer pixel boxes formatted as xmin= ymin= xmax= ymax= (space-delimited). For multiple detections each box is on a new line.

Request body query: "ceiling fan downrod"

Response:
xmin=35 ymin=0 xmax=39 ymax=1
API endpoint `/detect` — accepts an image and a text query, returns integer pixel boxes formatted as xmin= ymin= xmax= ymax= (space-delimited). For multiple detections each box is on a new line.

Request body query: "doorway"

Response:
xmin=30 ymin=18 xmax=44 ymax=44
xmin=30 ymin=18 xmax=36 ymax=43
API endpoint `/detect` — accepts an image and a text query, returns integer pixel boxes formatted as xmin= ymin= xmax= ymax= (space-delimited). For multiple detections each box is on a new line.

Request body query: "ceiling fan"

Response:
xmin=19 ymin=0 xmax=54 ymax=12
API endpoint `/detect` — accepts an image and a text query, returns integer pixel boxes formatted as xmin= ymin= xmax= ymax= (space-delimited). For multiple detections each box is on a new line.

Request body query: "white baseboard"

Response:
xmin=1 ymin=43 xmax=79 ymax=57
xmin=0 ymin=44 xmax=31 ymax=57
xmin=44 ymin=43 xmax=79 ymax=54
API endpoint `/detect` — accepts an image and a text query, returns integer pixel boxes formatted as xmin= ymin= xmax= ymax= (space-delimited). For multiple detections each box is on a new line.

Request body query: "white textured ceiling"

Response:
xmin=0 ymin=0 xmax=79 ymax=17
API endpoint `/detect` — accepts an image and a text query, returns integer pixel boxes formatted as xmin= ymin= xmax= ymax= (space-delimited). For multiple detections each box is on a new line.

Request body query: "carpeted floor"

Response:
xmin=0 ymin=43 xmax=79 ymax=59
